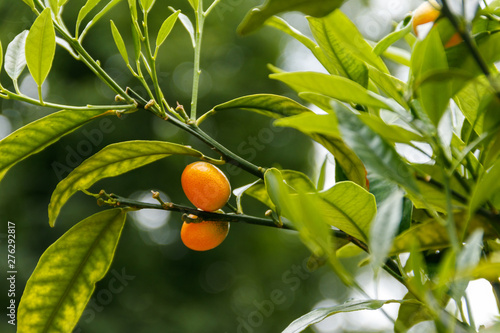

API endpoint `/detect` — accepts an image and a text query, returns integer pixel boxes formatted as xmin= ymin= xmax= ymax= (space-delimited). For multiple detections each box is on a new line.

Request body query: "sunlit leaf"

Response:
xmin=336 ymin=107 xmax=419 ymax=194
xmin=264 ymin=16 xmax=335 ymax=74
xmin=18 ymin=209 xmax=127 ymax=333
xmin=357 ymin=113 xmax=424 ymax=145
xmin=110 ymin=20 xmax=129 ymax=65
xmin=308 ymin=12 xmax=368 ymax=86
xmin=270 ymin=72 xmax=389 ymax=109
xmin=374 ymin=15 xmax=412 ymax=56
xmin=139 ymin=0 xmax=156 ymax=12
xmin=48 ymin=141 xmax=203 ymax=226
xmin=207 ymin=94 xmax=311 ymax=121
xmin=76 ymin=0 xmax=102 ymax=35
xmin=319 ymin=181 xmax=376 ymax=242
xmin=155 ymin=10 xmax=180 ymax=55
xmin=186 ymin=0 xmax=198 ymax=10
xmin=0 ymin=110 xmax=113 ymax=184
xmin=238 ymin=0 xmax=345 ymax=35
xmin=25 ymin=8 xmax=56 ymax=87
xmin=81 ymin=0 xmax=123 ymax=36
xmin=5 ymin=30 xmax=28 ymax=82
xmin=283 ymin=299 xmax=402 ymax=333
xmin=470 ymin=158 xmax=500 ymax=214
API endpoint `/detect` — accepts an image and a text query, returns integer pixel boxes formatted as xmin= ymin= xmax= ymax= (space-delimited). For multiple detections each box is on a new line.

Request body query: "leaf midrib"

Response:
xmin=42 ymin=211 xmax=122 ymax=332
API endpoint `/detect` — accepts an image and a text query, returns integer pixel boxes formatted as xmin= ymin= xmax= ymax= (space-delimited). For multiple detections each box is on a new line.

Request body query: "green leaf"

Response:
xmin=270 ymin=72 xmax=389 ymax=109
xmin=25 ymin=8 xmax=56 ymax=87
xmin=391 ymin=219 xmax=450 ymax=254
xmin=369 ymin=188 xmax=404 ymax=272
xmin=264 ymin=168 xmax=353 ymax=285
xmin=395 ymin=293 xmax=433 ymax=332
xmin=357 ymin=113 xmax=424 ymax=145
xmin=0 ymin=110 xmax=113 ymax=184
xmin=76 ymin=0 xmax=102 ymax=35
xmin=21 ymin=0 xmax=36 ymax=10
xmin=48 ymin=141 xmax=203 ymax=226
xmin=411 ymin=27 xmax=450 ymax=126
xmin=155 ymin=10 xmax=180 ymax=55
xmin=139 ymin=0 xmax=156 ymax=12
xmin=47 ymin=0 xmax=60 ymax=15
xmin=110 ymin=20 xmax=129 ymax=65
xmin=176 ymin=11 xmax=195 ymax=48
xmin=374 ymin=15 xmax=412 ymax=56
xmin=264 ymin=16 xmax=334 ymax=74
xmin=470 ymin=158 xmax=500 ymax=214
xmin=274 ymin=112 xmax=368 ymax=189
xmin=238 ymin=0 xmax=345 ymax=35
xmin=368 ymin=65 xmax=408 ymax=109
xmin=18 ymin=209 xmax=127 ymax=333
xmin=5 ymin=30 xmax=29 ymax=82
xmin=207 ymin=94 xmax=311 ymax=120
xmin=319 ymin=181 xmax=376 ymax=242
xmin=336 ymin=107 xmax=419 ymax=194
xmin=81 ymin=0 xmax=123 ymax=36
xmin=454 ymin=76 xmax=489 ymax=136
xmin=308 ymin=10 xmax=388 ymax=79
xmin=282 ymin=299 xmax=401 ymax=333
xmin=308 ymin=12 xmax=368 ymax=86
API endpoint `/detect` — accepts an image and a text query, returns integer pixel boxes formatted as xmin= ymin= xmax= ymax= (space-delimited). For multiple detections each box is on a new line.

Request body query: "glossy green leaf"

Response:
xmin=48 ymin=141 xmax=203 ymax=226
xmin=336 ymin=107 xmax=419 ymax=194
xmin=264 ymin=16 xmax=335 ymax=74
xmin=25 ymin=8 xmax=56 ymax=87
xmin=370 ymin=188 xmax=404 ymax=272
xmin=319 ymin=181 xmax=376 ymax=242
xmin=395 ymin=293 xmax=433 ymax=332
xmin=470 ymin=158 xmax=500 ymax=214
xmin=264 ymin=168 xmax=353 ymax=285
xmin=411 ymin=27 xmax=450 ymax=126
xmin=368 ymin=66 xmax=408 ymax=108
xmin=308 ymin=12 xmax=368 ymax=86
xmin=270 ymin=72 xmax=389 ymax=109
xmin=298 ymin=92 xmax=334 ymax=113
xmin=208 ymin=94 xmax=311 ymax=120
xmin=357 ymin=113 xmax=424 ymax=145
xmin=128 ymin=0 xmax=138 ymax=21
xmin=18 ymin=209 xmax=127 ymax=333
xmin=0 ymin=110 xmax=113 ymax=184
xmin=81 ymin=0 xmax=123 ymax=36
xmin=274 ymin=112 xmax=368 ymax=188
xmin=139 ymin=0 xmax=156 ymax=12
xmin=155 ymin=10 xmax=180 ymax=55
xmin=21 ymin=0 xmax=36 ymax=10
xmin=177 ymin=11 xmax=195 ymax=47
xmin=110 ymin=20 xmax=129 ymax=65
xmin=454 ymin=76 xmax=489 ymax=136
xmin=308 ymin=10 xmax=388 ymax=78
xmin=374 ymin=15 xmax=412 ymax=56
xmin=5 ymin=30 xmax=28 ymax=82
xmin=76 ymin=0 xmax=102 ymax=35
xmin=241 ymin=170 xmax=316 ymax=210
xmin=282 ymin=299 xmax=401 ymax=333
xmin=238 ymin=0 xmax=345 ymax=35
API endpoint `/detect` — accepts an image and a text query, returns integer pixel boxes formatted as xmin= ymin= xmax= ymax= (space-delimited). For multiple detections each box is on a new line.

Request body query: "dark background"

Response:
xmin=0 ymin=0 xmax=414 ymax=332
